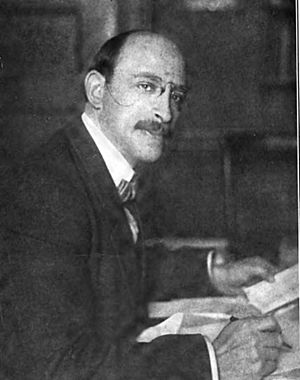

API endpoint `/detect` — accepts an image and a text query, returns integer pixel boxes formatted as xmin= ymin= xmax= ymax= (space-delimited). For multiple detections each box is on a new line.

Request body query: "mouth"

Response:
xmin=135 ymin=120 xmax=171 ymax=138
xmin=143 ymin=129 xmax=163 ymax=138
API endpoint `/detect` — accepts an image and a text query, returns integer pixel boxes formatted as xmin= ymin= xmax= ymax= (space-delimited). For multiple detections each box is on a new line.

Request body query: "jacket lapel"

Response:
xmin=63 ymin=117 xmax=127 ymax=232
xmin=61 ymin=117 xmax=143 ymax=305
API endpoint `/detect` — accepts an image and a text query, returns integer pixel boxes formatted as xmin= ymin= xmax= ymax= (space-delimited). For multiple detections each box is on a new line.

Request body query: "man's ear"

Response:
xmin=84 ymin=70 xmax=105 ymax=109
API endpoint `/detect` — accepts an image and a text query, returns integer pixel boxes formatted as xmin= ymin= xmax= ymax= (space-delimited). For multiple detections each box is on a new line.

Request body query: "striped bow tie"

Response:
xmin=117 ymin=177 xmax=137 ymax=203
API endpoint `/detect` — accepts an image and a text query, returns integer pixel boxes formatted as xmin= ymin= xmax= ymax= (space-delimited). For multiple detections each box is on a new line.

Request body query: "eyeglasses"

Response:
xmin=106 ymin=74 xmax=188 ymax=112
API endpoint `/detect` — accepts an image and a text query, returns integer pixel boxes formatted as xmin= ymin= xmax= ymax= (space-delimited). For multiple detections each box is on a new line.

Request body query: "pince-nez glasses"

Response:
xmin=106 ymin=75 xmax=188 ymax=112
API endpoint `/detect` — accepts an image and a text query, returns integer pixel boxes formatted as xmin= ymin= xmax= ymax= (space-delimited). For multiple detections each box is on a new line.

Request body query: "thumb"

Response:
xmin=213 ymin=319 xmax=243 ymax=354
xmin=242 ymin=257 xmax=277 ymax=283
xmin=225 ymin=285 xmax=247 ymax=297
xmin=250 ymin=265 xmax=275 ymax=282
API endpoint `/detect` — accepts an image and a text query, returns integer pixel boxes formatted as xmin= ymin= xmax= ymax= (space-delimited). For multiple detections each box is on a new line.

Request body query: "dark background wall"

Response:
xmin=140 ymin=0 xmax=297 ymax=263
xmin=0 ymin=0 xmax=297 ymax=262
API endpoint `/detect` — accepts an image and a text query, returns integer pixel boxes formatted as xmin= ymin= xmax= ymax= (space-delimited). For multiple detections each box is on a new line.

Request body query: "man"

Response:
xmin=0 ymin=30 xmax=283 ymax=379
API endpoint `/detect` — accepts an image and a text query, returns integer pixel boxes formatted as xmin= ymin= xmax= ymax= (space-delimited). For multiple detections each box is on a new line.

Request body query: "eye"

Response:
xmin=171 ymin=91 xmax=185 ymax=105
xmin=137 ymin=82 xmax=157 ymax=93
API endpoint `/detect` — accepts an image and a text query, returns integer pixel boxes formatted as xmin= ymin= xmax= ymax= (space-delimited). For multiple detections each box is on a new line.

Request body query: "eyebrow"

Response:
xmin=132 ymin=72 xmax=189 ymax=93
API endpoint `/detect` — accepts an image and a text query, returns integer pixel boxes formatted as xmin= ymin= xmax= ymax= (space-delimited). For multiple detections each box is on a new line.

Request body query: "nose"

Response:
xmin=153 ymin=88 xmax=173 ymax=124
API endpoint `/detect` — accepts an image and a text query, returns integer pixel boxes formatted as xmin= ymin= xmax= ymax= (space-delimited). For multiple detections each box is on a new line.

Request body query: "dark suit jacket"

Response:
xmin=0 ymin=118 xmax=213 ymax=379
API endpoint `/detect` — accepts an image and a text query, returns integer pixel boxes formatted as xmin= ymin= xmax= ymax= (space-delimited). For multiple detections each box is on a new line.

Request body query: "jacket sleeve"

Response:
xmin=0 ymin=167 xmax=212 ymax=380
xmin=144 ymin=243 xmax=220 ymax=301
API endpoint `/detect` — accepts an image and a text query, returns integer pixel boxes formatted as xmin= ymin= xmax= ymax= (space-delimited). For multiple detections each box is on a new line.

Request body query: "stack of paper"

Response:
xmin=243 ymin=264 xmax=299 ymax=314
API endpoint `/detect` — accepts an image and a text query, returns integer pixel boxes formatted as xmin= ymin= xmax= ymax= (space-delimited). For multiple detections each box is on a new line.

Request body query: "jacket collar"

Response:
xmin=62 ymin=116 xmax=128 ymax=228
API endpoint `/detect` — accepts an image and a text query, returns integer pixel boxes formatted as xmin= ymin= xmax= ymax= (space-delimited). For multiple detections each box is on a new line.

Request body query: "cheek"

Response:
xmin=129 ymin=100 xmax=154 ymax=120
xmin=102 ymin=98 xmax=155 ymax=140
xmin=102 ymin=102 xmax=130 ymax=130
xmin=119 ymin=107 xmax=151 ymax=133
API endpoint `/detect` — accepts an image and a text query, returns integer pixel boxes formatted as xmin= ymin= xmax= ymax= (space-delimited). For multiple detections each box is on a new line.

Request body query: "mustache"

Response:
xmin=134 ymin=120 xmax=173 ymax=138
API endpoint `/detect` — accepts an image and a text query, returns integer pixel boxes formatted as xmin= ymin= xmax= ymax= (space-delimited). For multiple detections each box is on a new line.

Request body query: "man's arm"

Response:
xmin=145 ymin=242 xmax=277 ymax=300
xmin=143 ymin=244 xmax=283 ymax=380
xmin=1 ymin=229 xmax=213 ymax=380
xmin=145 ymin=244 xmax=218 ymax=301
xmin=0 ymin=167 xmax=212 ymax=380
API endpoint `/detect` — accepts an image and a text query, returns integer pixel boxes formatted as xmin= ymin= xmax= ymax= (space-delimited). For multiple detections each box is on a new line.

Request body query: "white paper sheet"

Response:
xmin=243 ymin=264 xmax=299 ymax=314
xmin=137 ymin=312 xmax=231 ymax=343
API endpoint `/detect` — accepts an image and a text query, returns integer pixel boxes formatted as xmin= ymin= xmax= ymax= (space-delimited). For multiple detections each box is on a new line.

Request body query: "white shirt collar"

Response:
xmin=81 ymin=112 xmax=135 ymax=187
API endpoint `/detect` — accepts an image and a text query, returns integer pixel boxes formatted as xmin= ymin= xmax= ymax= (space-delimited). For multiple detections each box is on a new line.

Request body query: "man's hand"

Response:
xmin=213 ymin=315 xmax=283 ymax=380
xmin=211 ymin=256 xmax=277 ymax=296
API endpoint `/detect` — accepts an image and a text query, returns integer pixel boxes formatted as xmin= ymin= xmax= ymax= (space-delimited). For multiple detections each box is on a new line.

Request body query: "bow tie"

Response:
xmin=117 ymin=177 xmax=137 ymax=203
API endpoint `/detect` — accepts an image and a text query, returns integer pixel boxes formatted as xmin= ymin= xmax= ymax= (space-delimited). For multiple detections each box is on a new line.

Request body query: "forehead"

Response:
xmin=113 ymin=34 xmax=186 ymax=85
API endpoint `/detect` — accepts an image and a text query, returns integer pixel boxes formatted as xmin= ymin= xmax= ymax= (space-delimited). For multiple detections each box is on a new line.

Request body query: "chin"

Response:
xmin=138 ymin=148 xmax=163 ymax=163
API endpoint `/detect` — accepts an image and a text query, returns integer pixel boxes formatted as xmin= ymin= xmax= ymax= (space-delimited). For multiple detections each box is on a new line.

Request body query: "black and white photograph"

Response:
xmin=0 ymin=0 xmax=298 ymax=379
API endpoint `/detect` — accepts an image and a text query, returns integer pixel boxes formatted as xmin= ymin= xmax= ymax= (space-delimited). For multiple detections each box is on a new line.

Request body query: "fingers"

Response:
xmin=254 ymin=265 xmax=275 ymax=282
xmin=220 ymin=284 xmax=246 ymax=297
xmin=261 ymin=331 xmax=283 ymax=349
xmin=244 ymin=257 xmax=278 ymax=283
xmin=238 ymin=315 xmax=281 ymax=335
xmin=254 ymin=315 xmax=281 ymax=333
xmin=264 ymin=347 xmax=281 ymax=361
xmin=232 ymin=314 xmax=280 ymax=333
xmin=216 ymin=257 xmax=279 ymax=295
xmin=260 ymin=359 xmax=278 ymax=377
xmin=250 ymin=347 xmax=280 ymax=366
xmin=256 ymin=345 xmax=281 ymax=376
xmin=252 ymin=335 xmax=281 ymax=377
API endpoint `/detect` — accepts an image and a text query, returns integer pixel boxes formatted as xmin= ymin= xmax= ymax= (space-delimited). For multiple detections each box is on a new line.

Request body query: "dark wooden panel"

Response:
xmin=147 ymin=0 xmax=297 ymax=255
xmin=0 ymin=5 xmax=83 ymax=115
xmin=139 ymin=139 xmax=226 ymax=239
xmin=0 ymin=4 xmax=84 ymax=161
xmin=152 ymin=0 xmax=268 ymax=134
xmin=224 ymin=133 xmax=297 ymax=261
